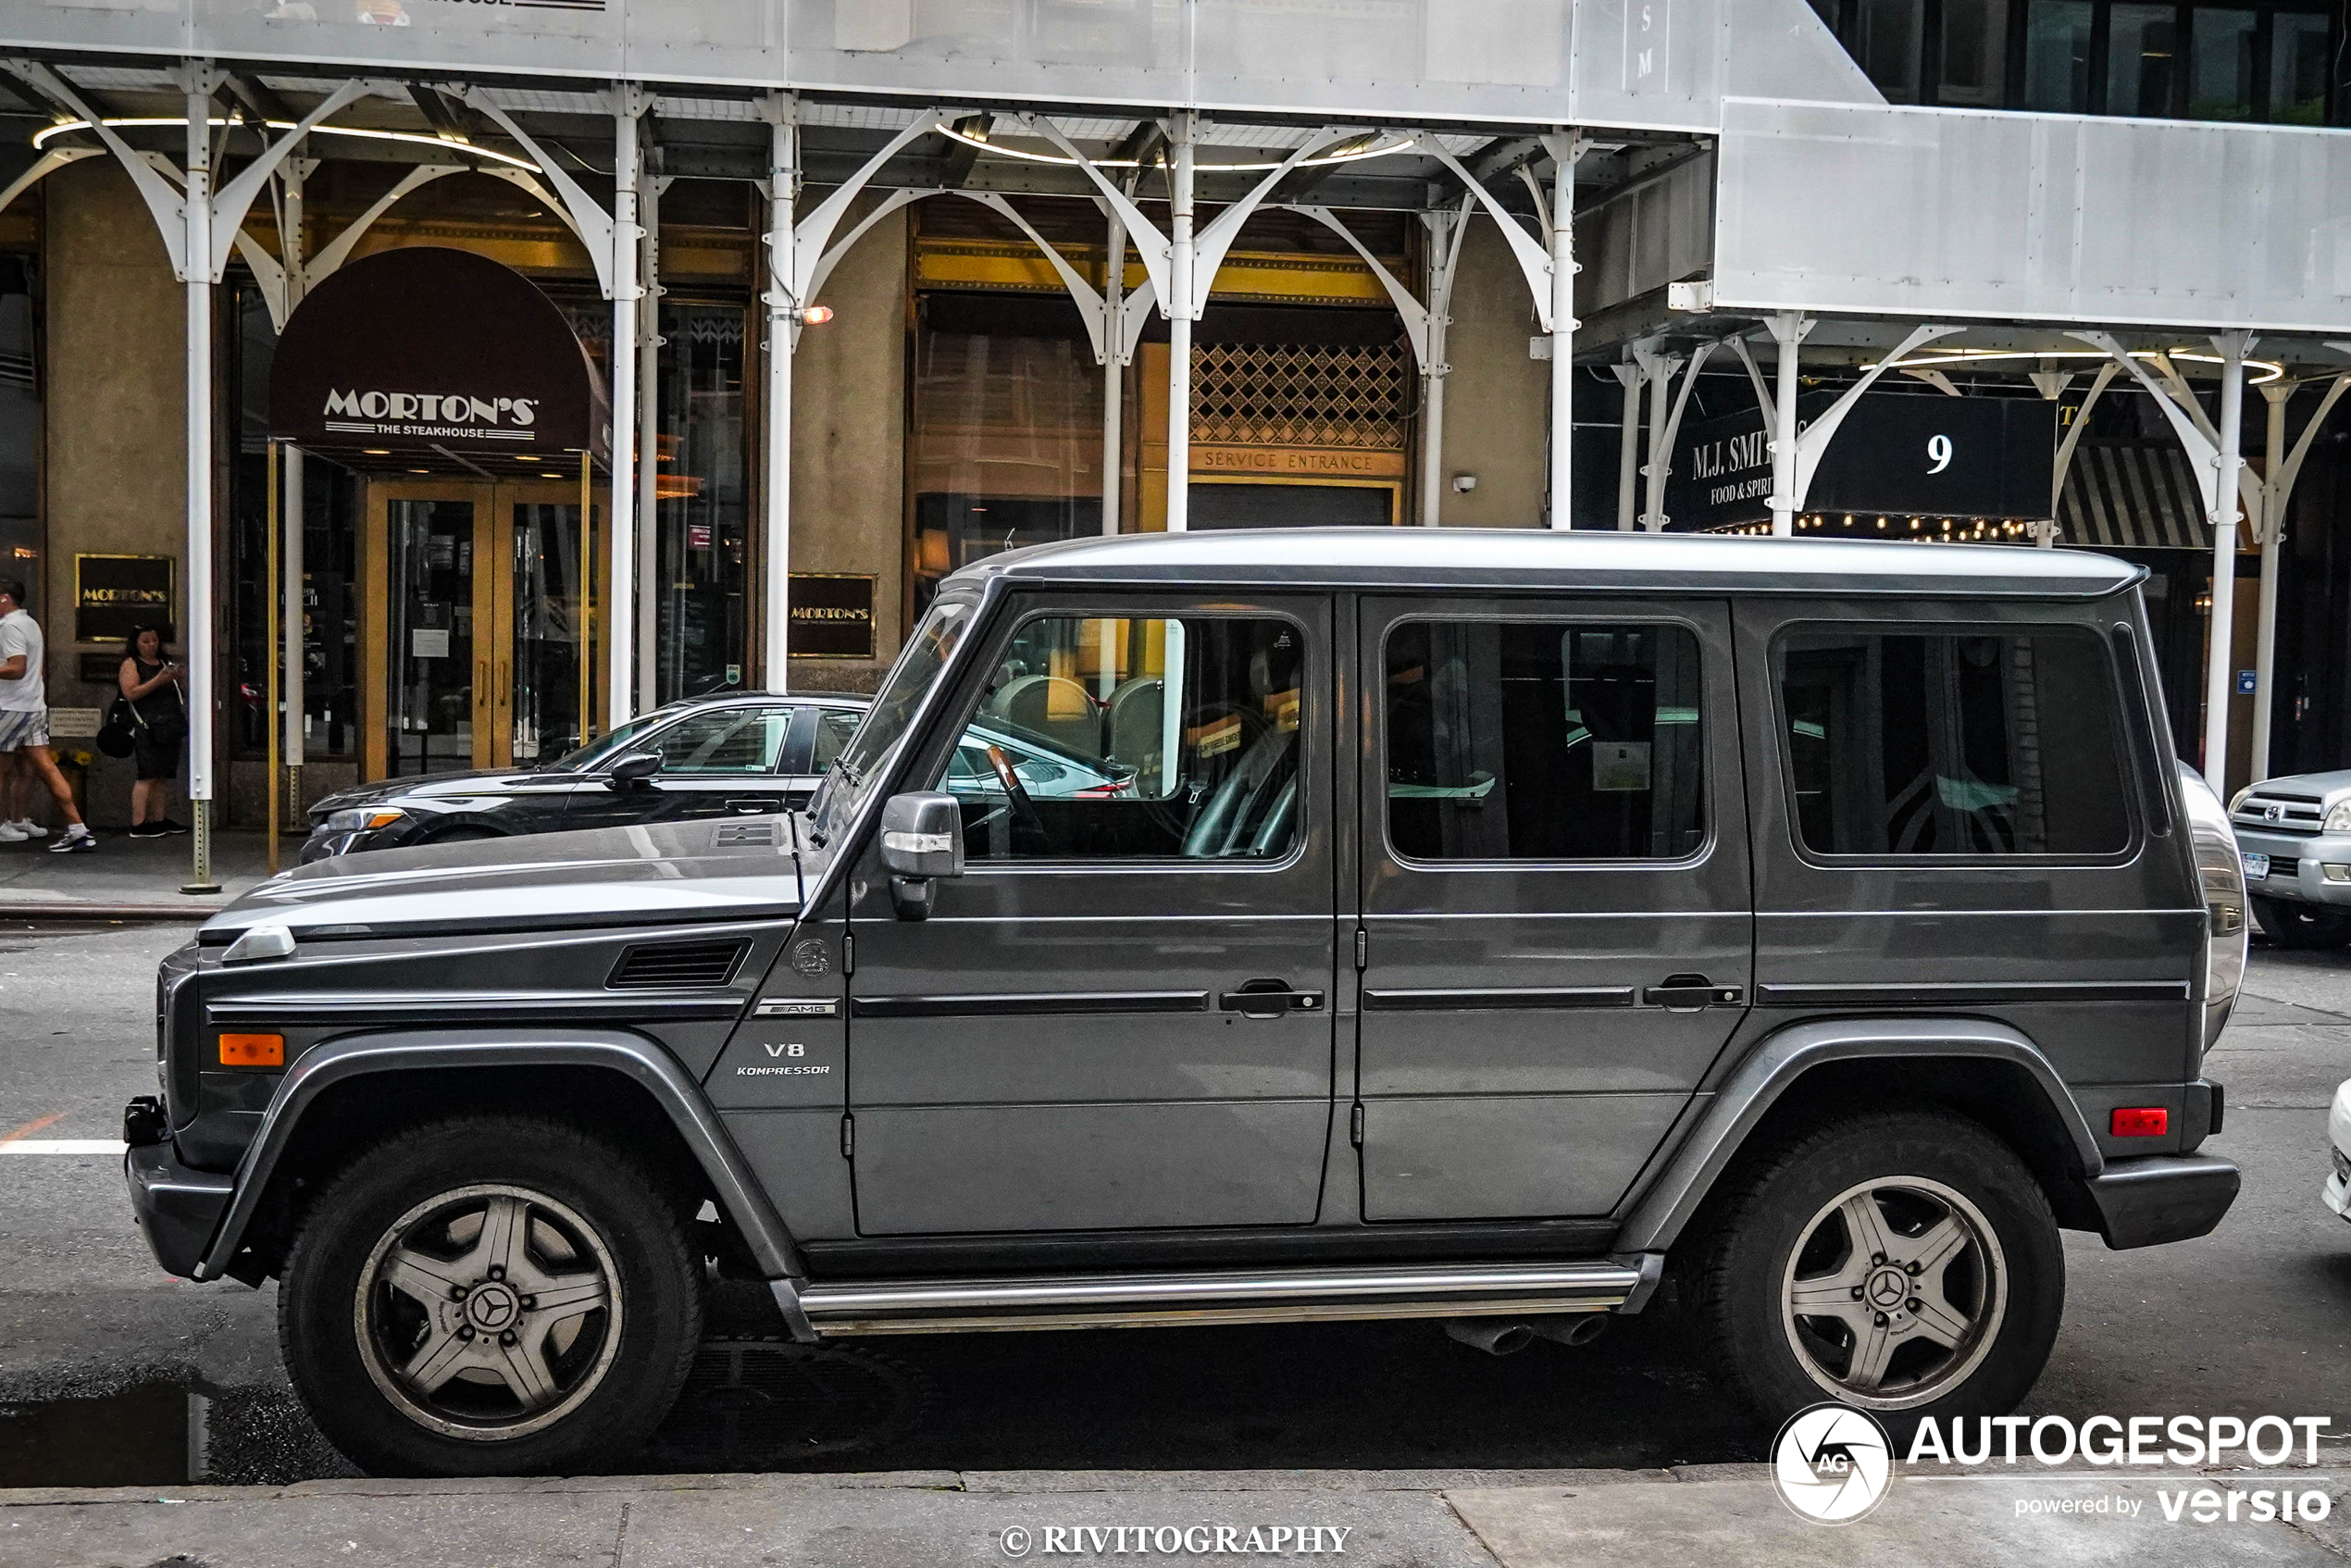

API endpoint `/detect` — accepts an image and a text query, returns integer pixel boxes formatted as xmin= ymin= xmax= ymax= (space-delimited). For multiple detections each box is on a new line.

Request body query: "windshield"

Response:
xmin=810 ymin=597 xmax=976 ymax=838
xmin=547 ymin=713 xmax=666 ymax=772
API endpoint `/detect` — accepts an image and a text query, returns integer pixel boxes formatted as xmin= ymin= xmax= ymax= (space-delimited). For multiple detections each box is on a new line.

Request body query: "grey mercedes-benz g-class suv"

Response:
xmin=124 ymin=529 xmax=2245 ymax=1476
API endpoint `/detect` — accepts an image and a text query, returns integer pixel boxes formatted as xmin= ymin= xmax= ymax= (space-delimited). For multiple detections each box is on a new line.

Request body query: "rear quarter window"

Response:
xmin=1774 ymin=626 xmax=2131 ymax=858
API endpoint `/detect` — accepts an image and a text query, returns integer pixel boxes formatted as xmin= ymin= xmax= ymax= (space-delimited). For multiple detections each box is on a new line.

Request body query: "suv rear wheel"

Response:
xmin=2253 ymin=895 xmax=2351 ymax=950
xmin=280 ymin=1114 xmax=702 ymax=1475
xmin=1697 ymin=1110 xmax=2062 ymax=1437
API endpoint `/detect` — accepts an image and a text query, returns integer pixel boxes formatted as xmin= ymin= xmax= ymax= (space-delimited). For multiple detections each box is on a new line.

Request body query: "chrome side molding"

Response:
xmin=799 ymin=1258 xmax=1646 ymax=1336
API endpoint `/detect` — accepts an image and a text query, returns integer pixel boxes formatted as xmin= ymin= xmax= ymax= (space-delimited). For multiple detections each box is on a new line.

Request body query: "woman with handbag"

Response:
xmin=118 ymin=624 xmax=187 ymax=838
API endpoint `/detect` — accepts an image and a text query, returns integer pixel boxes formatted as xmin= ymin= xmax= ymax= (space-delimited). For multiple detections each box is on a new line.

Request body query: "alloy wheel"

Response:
xmin=1779 ymin=1176 xmax=2008 ymax=1410
xmin=353 ymin=1183 xmax=623 ymax=1440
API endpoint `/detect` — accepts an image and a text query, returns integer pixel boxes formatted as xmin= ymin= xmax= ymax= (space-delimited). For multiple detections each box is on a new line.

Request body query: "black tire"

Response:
xmin=280 ymin=1114 xmax=703 ymax=1476
xmin=1695 ymin=1109 xmax=2062 ymax=1445
xmin=2253 ymin=896 xmax=2351 ymax=950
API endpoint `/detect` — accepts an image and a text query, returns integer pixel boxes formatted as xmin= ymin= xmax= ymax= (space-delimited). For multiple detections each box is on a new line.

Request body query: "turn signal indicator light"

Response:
xmin=218 ymin=1033 xmax=285 ymax=1068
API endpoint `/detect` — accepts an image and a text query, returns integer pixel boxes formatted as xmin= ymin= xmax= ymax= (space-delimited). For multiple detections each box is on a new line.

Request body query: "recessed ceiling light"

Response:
xmin=516 ymin=455 xmax=540 ymax=462
xmin=363 ymin=448 xmax=391 ymax=455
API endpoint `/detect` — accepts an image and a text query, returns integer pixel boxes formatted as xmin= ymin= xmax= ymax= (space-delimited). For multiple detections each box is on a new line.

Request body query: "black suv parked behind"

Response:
xmin=126 ymin=529 xmax=2244 ymax=1475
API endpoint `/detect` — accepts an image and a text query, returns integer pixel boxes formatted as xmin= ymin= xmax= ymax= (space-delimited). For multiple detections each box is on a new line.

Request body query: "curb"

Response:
xmin=0 ymin=902 xmax=226 ymax=923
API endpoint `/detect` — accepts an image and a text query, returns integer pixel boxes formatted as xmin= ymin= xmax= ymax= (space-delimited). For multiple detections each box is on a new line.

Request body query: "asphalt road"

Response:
xmin=3 ymin=920 xmax=2347 ymax=1487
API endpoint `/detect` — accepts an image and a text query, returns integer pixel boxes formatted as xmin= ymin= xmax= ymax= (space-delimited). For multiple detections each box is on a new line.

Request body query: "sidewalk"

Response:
xmin=5 ymin=1463 xmax=2347 ymax=1566
xmin=0 ymin=828 xmax=280 ymax=921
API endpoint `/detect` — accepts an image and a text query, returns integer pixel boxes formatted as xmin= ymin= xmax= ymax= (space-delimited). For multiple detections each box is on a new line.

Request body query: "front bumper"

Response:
xmin=2084 ymin=1152 xmax=2240 ymax=1249
xmin=2234 ymin=828 xmax=2351 ymax=908
xmin=2324 ymin=1081 xmax=2351 ymax=1222
xmin=125 ymin=1132 xmax=234 ymax=1279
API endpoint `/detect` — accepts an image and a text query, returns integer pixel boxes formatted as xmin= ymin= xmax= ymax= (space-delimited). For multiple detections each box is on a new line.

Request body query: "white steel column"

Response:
xmin=638 ymin=174 xmax=665 ymax=702
xmin=761 ymin=93 xmax=796 ymax=691
xmin=2252 ymin=382 xmax=2289 ymax=782
xmin=280 ymin=158 xmax=309 ymax=805
xmin=182 ymin=67 xmax=219 ymax=891
xmin=1610 ymin=363 xmax=1642 ymax=531
xmin=1540 ymin=133 xmax=1583 ymax=529
xmin=1415 ymin=205 xmax=1465 ymax=528
xmin=1635 ymin=345 xmax=1681 ymax=530
xmin=606 ymin=87 xmax=645 ymax=725
xmin=1165 ymin=113 xmax=1198 ymax=533
xmin=1101 ymin=205 xmax=1126 ymax=534
xmin=2205 ymin=332 xmax=2253 ymax=791
xmin=1764 ymin=311 xmax=1811 ymax=537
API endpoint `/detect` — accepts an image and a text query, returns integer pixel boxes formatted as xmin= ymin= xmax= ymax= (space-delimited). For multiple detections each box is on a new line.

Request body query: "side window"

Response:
xmin=647 ymin=708 xmax=791 ymax=775
xmin=809 ymin=707 xmax=863 ymax=774
xmin=1777 ymin=628 xmax=2130 ymax=856
xmin=1385 ymin=619 xmax=1707 ymax=861
xmin=936 ymin=615 xmax=1306 ymax=862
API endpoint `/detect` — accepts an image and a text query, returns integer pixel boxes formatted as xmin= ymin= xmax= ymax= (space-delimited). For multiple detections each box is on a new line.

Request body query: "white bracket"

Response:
xmin=2257 ymin=368 xmax=2351 ymax=546
xmin=1725 ymin=332 xmax=1773 ymax=422
xmin=0 ymin=145 xmax=100 ymax=218
xmin=1290 ymin=205 xmax=1430 ymax=368
xmin=787 ymin=110 xmax=948 ymax=305
xmin=1900 ymin=366 xmax=1964 ymax=398
xmin=2050 ymin=359 xmax=2121 ymax=520
xmin=459 ymin=85 xmax=618 ymax=298
xmin=1413 ymin=135 xmax=1557 ymax=332
xmin=204 ymin=79 xmax=374 ymax=282
xmin=1793 ymin=322 xmax=1960 ymax=504
xmin=6 ymin=59 xmax=194 ymax=276
xmin=1644 ymin=342 xmax=1717 ymax=530
xmin=2070 ymin=331 xmax=2238 ymax=523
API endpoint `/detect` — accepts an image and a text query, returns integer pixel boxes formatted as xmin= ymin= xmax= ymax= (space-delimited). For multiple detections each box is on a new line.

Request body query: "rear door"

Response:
xmin=1354 ymin=596 xmax=1753 ymax=1220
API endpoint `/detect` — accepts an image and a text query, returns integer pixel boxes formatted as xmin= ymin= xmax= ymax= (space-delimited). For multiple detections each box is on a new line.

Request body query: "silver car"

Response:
xmin=2230 ymin=773 xmax=2351 ymax=947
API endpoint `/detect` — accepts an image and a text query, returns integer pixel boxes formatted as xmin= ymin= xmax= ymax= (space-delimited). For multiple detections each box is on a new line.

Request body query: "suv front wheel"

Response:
xmin=280 ymin=1114 xmax=703 ymax=1475
xmin=1697 ymin=1110 xmax=2062 ymax=1438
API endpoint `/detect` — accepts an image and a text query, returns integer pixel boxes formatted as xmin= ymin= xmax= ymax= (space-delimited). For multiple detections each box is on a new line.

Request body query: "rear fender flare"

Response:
xmin=193 ymin=1028 xmax=806 ymax=1288
xmin=1613 ymin=1016 xmax=2102 ymax=1254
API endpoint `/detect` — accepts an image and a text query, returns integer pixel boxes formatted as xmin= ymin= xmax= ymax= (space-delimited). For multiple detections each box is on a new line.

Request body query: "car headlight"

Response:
xmin=2326 ymin=801 xmax=2351 ymax=834
xmin=323 ymin=807 xmax=405 ymax=833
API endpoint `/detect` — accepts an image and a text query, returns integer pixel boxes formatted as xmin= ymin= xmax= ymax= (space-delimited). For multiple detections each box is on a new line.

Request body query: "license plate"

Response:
xmin=2244 ymin=852 xmax=2270 ymax=880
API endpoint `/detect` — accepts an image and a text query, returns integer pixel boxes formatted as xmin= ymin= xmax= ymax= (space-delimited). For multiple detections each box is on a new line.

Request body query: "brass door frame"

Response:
xmin=361 ymin=477 xmax=608 ymax=781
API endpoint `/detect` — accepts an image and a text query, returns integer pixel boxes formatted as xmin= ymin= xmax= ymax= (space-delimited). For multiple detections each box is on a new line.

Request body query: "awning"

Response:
xmin=2059 ymin=440 xmax=2248 ymax=553
xmin=268 ymin=245 xmax=607 ymax=474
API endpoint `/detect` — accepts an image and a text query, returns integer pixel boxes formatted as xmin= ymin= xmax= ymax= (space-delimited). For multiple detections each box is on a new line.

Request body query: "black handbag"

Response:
xmin=96 ymin=693 xmax=135 ymax=759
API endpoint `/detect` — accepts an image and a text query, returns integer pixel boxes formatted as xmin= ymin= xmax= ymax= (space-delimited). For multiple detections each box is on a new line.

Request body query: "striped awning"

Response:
xmin=2059 ymin=441 xmax=2250 ymax=553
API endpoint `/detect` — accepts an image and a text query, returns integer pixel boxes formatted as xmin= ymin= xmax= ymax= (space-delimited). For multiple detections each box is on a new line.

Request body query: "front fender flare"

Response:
xmin=193 ymin=1028 xmax=807 ymax=1288
xmin=1613 ymin=1015 xmax=2102 ymax=1254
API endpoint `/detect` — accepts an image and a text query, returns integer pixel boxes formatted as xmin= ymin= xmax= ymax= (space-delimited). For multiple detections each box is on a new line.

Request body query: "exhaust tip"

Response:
xmin=1444 ymin=1317 xmax=1536 ymax=1356
xmin=1528 ymin=1313 xmax=1611 ymax=1348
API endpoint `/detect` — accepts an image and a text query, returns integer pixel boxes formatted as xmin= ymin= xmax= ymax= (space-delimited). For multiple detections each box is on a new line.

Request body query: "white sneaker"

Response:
xmin=10 ymin=818 xmax=45 ymax=839
xmin=0 ymin=822 xmax=27 ymax=843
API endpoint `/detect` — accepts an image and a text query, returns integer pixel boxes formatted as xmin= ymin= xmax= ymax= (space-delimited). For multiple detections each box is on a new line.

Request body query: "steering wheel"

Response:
xmin=984 ymin=743 xmax=1049 ymax=837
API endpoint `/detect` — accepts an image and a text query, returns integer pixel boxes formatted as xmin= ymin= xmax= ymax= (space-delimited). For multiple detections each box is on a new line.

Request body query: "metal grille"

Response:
xmin=1191 ymin=342 xmax=1409 ymax=451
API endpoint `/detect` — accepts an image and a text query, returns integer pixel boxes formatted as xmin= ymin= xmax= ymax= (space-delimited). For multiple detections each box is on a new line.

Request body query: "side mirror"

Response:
xmin=878 ymin=791 xmax=964 ymax=920
xmin=607 ymin=750 xmax=663 ymax=789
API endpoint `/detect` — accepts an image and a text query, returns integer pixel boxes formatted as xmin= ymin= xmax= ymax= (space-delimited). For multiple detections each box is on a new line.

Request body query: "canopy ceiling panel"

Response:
xmin=5 ymin=0 xmax=1874 ymax=132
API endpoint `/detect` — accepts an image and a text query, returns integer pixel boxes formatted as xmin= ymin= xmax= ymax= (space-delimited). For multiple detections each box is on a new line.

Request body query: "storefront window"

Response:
xmin=2108 ymin=5 xmax=2181 ymax=116
xmin=1938 ymin=0 xmax=2011 ymax=105
xmin=652 ymin=303 xmax=748 ymax=703
xmin=2024 ymin=0 xmax=2096 ymax=110
xmin=2271 ymin=10 xmax=2332 ymax=123
xmin=1856 ymin=0 xmax=1926 ymax=101
xmin=2188 ymin=7 xmax=2258 ymax=119
xmin=910 ymin=290 xmax=1105 ymax=614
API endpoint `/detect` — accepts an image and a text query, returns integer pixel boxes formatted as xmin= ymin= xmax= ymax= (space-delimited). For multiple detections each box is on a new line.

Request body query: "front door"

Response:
xmin=844 ymin=596 xmax=1339 ymax=1235
xmin=1355 ymin=596 xmax=1753 ymax=1220
xmin=362 ymin=479 xmax=605 ymax=778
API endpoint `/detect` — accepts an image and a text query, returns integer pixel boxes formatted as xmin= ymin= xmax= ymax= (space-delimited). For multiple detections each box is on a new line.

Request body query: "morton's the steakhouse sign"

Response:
xmin=269 ymin=246 xmax=606 ymax=462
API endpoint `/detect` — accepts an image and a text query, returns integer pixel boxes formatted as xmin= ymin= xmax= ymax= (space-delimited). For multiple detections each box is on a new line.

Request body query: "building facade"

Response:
xmin=0 ymin=0 xmax=2346 ymax=852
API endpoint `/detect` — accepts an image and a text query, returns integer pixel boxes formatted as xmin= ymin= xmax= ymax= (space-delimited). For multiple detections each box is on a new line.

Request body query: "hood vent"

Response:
xmin=608 ymin=939 xmax=751 ymax=990
xmin=715 ymin=820 xmax=779 ymax=846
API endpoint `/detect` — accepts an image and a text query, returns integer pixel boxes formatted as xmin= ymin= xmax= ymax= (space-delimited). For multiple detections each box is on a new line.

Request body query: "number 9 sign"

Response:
xmin=1927 ymin=433 xmax=1953 ymax=474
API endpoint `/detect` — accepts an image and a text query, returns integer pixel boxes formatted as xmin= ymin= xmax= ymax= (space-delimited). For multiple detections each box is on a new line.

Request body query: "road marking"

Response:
xmin=0 ymin=1139 xmax=127 ymax=1155
xmin=0 ymin=1111 xmax=65 ymax=1144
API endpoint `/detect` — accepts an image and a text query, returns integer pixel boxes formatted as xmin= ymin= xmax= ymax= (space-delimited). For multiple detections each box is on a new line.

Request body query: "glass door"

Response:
xmin=364 ymin=479 xmax=606 ymax=780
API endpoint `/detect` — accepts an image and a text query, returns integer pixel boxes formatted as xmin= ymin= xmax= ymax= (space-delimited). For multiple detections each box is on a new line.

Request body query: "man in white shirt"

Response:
xmin=0 ymin=579 xmax=93 ymax=851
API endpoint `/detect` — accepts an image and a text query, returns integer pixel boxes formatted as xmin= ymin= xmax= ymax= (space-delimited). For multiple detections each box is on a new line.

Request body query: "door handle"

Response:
xmin=726 ymin=797 xmax=781 ymax=814
xmin=1219 ymin=979 xmax=1325 ymax=1017
xmin=1643 ymin=974 xmax=1745 ymax=1011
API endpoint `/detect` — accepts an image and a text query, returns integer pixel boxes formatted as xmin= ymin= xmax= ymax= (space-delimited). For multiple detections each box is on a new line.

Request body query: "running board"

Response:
xmin=796 ymin=1257 xmax=1652 ymax=1336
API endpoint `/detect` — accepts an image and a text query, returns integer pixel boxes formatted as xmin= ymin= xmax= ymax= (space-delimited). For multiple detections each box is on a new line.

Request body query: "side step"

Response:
xmin=797 ymin=1257 xmax=1652 ymax=1336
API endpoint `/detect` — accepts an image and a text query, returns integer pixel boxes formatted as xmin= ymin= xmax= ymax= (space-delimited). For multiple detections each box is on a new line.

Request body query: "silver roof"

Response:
xmin=969 ymin=528 xmax=2146 ymax=601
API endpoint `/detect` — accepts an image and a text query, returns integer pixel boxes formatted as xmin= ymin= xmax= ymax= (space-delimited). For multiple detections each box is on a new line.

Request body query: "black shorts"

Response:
xmin=131 ymin=727 xmax=181 ymax=782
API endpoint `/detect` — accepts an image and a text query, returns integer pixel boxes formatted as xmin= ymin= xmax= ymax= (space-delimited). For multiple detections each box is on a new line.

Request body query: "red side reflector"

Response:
xmin=2110 ymin=1106 xmax=2169 ymax=1138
